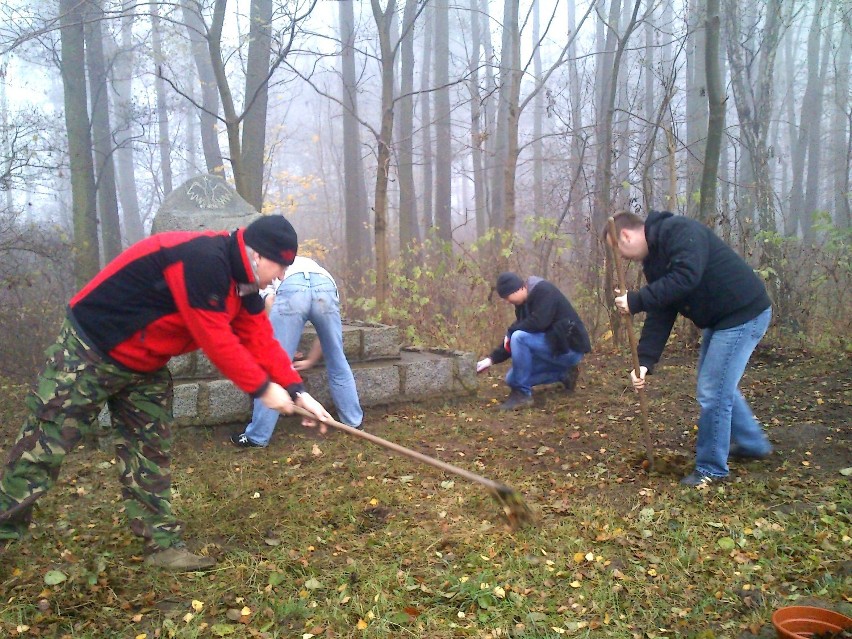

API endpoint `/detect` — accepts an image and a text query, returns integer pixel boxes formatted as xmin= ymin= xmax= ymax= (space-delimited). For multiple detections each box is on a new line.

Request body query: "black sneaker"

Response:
xmin=561 ymin=365 xmax=581 ymax=393
xmin=729 ymin=445 xmax=772 ymax=461
xmin=230 ymin=432 xmax=264 ymax=448
xmin=497 ymin=389 xmax=534 ymax=411
xmin=680 ymin=471 xmax=727 ymax=488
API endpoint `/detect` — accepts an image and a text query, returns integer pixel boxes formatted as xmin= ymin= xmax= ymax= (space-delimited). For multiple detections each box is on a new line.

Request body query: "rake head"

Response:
xmin=491 ymin=484 xmax=535 ymax=530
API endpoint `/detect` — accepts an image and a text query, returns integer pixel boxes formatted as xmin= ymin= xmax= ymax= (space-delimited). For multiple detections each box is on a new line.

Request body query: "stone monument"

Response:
xmin=150 ymin=174 xmax=259 ymax=233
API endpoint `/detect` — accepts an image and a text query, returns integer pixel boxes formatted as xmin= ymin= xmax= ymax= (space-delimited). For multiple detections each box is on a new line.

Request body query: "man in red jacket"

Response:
xmin=0 ymin=215 xmax=331 ymax=570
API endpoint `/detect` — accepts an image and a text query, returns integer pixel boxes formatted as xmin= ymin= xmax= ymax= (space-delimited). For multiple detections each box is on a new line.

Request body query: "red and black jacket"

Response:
xmin=68 ymin=228 xmax=303 ymax=398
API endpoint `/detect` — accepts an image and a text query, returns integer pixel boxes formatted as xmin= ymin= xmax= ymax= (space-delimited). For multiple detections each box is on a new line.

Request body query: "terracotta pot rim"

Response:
xmin=772 ymin=605 xmax=852 ymax=639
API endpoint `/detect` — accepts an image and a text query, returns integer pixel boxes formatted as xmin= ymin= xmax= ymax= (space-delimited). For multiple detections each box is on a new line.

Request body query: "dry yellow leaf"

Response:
xmin=369 ymin=498 xmax=378 ymax=506
xmin=356 ymin=619 xmax=368 ymax=629
xmin=241 ymin=606 xmax=252 ymax=616
xmin=573 ymin=552 xmax=584 ymax=563
xmin=191 ymin=600 xmax=204 ymax=612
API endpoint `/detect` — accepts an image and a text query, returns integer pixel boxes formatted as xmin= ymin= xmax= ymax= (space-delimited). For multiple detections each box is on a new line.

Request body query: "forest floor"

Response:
xmin=0 ymin=342 xmax=849 ymax=638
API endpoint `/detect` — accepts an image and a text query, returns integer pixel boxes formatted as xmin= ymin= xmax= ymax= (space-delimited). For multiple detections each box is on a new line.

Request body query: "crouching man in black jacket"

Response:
xmin=477 ymin=272 xmax=591 ymax=411
xmin=606 ymin=211 xmax=773 ymax=488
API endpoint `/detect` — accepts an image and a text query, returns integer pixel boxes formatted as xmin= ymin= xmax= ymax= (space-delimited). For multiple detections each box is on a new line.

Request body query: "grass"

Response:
xmin=0 ymin=346 xmax=850 ymax=638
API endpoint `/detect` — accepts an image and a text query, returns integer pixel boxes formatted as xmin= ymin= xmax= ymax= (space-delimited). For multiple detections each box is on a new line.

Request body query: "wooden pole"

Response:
xmin=607 ymin=217 xmax=656 ymax=470
xmin=291 ymin=405 xmax=511 ymax=492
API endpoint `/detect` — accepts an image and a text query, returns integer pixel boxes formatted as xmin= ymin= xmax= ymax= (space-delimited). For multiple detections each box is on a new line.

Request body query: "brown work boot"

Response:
xmin=144 ymin=541 xmax=216 ymax=571
xmin=561 ymin=365 xmax=581 ymax=393
xmin=497 ymin=389 xmax=534 ymax=411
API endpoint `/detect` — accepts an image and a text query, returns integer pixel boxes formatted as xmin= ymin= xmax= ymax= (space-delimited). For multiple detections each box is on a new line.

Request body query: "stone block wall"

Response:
xmin=99 ymin=322 xmax=475 ymax=429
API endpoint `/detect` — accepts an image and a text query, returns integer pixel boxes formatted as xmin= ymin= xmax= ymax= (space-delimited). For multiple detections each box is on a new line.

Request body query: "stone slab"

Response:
xmin=361 ymin=324 xmax=400 ymax=360
xmin=398 ymin=350 xmax=454 ymax=398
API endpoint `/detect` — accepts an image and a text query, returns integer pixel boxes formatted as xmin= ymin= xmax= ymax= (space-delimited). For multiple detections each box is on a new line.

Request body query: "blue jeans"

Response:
xmin=694 ymin=307 xmax=772 ymax=477
xmin=504 ymin=331 xmax=584 ymax=396
xmin=244 ymin=272 xmax=363 ymax=445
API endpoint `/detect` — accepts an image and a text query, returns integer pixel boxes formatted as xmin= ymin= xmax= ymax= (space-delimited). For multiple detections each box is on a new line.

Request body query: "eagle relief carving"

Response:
xmin=186 ymin=176 xmax=233 ymax=209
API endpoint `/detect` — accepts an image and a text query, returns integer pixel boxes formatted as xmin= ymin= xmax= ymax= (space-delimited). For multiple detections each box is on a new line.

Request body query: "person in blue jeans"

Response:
xmin=476 ymin=272 xmax=591 ymax=411
xmin=231 ymin=257 xmax=363 ymax=447
xmin=606 ymin=210 xmax=774 ymax=488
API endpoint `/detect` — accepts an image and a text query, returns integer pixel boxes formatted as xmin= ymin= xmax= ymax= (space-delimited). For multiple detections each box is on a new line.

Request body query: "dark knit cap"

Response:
xmin=244 ymin=215 xmax=298 ymax=266
xmin=496 ymin=272 xmax=524 ymax=298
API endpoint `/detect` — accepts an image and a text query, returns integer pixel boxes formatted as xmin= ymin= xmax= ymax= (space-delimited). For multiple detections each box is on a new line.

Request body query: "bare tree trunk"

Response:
xmin=181 ymin=0 xmax=225 ymax=175
xmin=642 ymin=0 xmax=655 ymax=209
xmin=338 ymin=0 xmax=372 ymax=273
xmin=699 ymin=0 xmax=724 ymax=226
xmin=60 ymin=0 xmax=99 ymax=286
xmin=433 ymin=0 xmax=452 ymax=245
xmin=469 ymin=0 xmax=487 ymax=238
xmin=568 ymin=0 xmax=587 ymax=246
xmin=595 ymin=0 xmax=641 ymax=344
xmin=614 ymin=0 xmax=632 ymax=212
xmin=185 ymin=80 xmax=200 ymax=177
xmin=833 ymin=7 xmax=851 ymax=228
xmin=370 ymin=0 xmax=397 ymax=309
xmin=659 ymin=0 xmax=677 ymax=209
xmin=802 ymin=3 xmax=834 ymax=243
xmin=241 ymin=0 xmax=272 ymax=212
xmin=786 ymin=8 xmax=822 ymax=238
xmin=532 ymin=0 xmax=544 ymax=221
xmin=686 ymin=0 xmax=708 ymax=218
xmin=150 ymin=2 xmax=173 ymax=196
xmin=479 ymin=0 xmax=496 ymax=226
xmin=593 ymin=0 xmax=641 ymax=236
xmin=419 ymin=5 xmax=434 ymax=231
xmin=397 ymin=0 xmax=421 ymax=252
xmin=0 ymin=61 xmax=12 ymax=212
xmin=491 ymin=0 xmax=521 ymax=234
xmin=783 ymin=20 xmax=802 ymax=236
xmin=725 ymin=0 xmax=783 ymax=244
xmin=85 ymin=0 xmax=122 ymax=261
xmin=109 ymin=0 xmax=144 ymax=243
xmin=208 ymin=0 xmax=245 ymax=197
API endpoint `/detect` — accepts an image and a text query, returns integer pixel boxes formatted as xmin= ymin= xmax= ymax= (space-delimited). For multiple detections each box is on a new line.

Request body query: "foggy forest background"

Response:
xmin=0 ymin=0 xmax=849 ymax=381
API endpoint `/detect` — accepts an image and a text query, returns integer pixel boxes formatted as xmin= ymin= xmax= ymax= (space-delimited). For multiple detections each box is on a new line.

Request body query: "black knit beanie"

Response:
xmin=496 ymin=272 xmax=524 ymax=298
xmin=244 ymin=215 xmax=298 ymax=266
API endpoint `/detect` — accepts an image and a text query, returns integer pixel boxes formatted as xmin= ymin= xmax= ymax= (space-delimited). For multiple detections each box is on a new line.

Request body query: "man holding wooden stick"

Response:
xmin=605 ymin=211 xmax=773 ymax=487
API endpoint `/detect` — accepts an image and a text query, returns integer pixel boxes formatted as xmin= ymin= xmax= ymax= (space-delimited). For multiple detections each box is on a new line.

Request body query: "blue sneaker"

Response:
xmin=680 ymin=471 xmax=727 ymax=487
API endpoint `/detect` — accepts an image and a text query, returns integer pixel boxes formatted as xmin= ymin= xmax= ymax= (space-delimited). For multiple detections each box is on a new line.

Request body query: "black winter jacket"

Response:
xmin=490 ymin=277 xmax=591 ymax=364
xmin=627 ymin=211 xmax=771 ymax=372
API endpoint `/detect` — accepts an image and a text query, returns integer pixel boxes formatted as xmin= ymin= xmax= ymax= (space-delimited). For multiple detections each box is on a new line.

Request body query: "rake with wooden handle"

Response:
xmin=290 ymin=405 xmax=534 ymax=530
xmin=607 ymin=216 xmax=656 ymax=470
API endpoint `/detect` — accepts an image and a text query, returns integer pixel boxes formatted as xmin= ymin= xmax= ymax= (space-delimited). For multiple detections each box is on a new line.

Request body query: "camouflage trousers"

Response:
xmin=0 ymin=319 xmax=181 ymax=552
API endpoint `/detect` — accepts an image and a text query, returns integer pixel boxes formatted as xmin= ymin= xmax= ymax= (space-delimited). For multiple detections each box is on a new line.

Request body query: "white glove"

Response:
xmin=295 ymin=391 xmax=331 ymax=433
xmin=476 ymin=357 xmax=492 ymax=373
xmin=630 ymin=366 xmax=648 ymax=392
xmin=614 ymin=292 xmax=631 ymax=315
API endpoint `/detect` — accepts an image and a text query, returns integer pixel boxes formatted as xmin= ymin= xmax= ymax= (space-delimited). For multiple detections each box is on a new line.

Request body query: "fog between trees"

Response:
xmin=0 ymin=0 xmax=849 ymax=377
